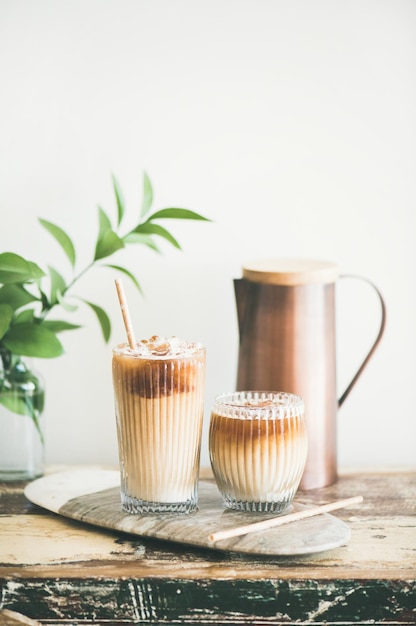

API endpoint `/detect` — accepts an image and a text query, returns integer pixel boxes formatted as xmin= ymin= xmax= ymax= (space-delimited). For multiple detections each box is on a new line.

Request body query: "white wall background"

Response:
xmin=1 ymin=0 xmax=415 ymax=473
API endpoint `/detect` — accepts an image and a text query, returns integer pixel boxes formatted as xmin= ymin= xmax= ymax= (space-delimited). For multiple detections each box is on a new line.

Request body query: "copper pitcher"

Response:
xmin=234 ymin=259 xmax=386 ymax=490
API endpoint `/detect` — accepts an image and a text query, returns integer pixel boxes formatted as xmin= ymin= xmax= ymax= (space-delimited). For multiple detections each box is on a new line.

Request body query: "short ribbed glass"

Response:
xmin=112 ymin=341 xmax=205 ymax=514
xmin=209 ymin=391 xmax=307 ymax=513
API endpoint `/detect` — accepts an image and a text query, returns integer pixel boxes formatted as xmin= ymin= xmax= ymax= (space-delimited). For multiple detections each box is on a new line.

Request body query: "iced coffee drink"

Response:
xmin=209 ymin=391 xmax=307 ymax=513
xmin=112 ymin=336 xmax=206 ymax=514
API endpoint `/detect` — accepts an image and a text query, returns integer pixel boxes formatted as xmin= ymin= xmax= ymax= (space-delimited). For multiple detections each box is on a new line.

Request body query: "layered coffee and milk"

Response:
xmin=112 ymin=336 xmax=205 ymax=514
xmin=209 ymin=391 xmax=307 ymax=513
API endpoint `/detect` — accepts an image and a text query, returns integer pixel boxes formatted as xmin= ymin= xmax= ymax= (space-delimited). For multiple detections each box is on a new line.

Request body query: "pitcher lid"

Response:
xmin=242 ymin=258 xmax=338 ymax=285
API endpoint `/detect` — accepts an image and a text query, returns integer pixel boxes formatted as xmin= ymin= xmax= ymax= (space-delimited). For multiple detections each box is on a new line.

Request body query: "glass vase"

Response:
xmin=0 ymin=356 xmax=45 ymax=481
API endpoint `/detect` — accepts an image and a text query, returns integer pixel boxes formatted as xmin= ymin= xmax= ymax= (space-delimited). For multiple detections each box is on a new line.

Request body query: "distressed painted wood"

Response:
xmin=0 ymin=609 xmax=42 ymax=626
xmin=0 ymin=467 xmax=415 ymax=625
xmin=23 ymin=469 xmax=352 ymax=556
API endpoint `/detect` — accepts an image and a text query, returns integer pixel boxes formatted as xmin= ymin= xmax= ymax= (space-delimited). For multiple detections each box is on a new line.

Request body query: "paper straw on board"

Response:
xmin=208 ymin=495 xmax=364 ymax=542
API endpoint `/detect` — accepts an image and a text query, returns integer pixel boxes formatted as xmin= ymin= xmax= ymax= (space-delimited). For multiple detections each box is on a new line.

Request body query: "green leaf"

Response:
xmin=14 ymin=309 xmax=35 ymax=323
xmin=0 ymin=304 xmax=13 ymax=340
xmin=39 ymin=288 xmax=50 ymax=312
xmin=0 ymin=360 xmax=44 ymax=419
xmin=42 ymin=320 xmax=81 ymax=333
xmin=147 ymin=207 xmax=211 ymax=221
xmin=94 ymin=230 xmax=125 ymax=261
xmin=83 ymin=300 xmax=111 ymax=342
xmin=141 ymin=172 xmax=153 ymax=218
xmin=0 ymin=363 xmax=45 ymax=437
xmin=39 ymin=219 xmax=76 ymax=268
xmin=0 ymin=394 xmax=36 ymax=417
xmin=123 ymin=232 xmax=161 ymax=253
xmin=112 ymin=175 xmax=125 ymax=227
xmin=132 ymin=223 xmax=181 ymax=249
xmin=3 ymin=323 xmax=64 ymax=358
xmin=56 ymin=291 xmax=79 ymax=313
xmin=0 ymin=381 xmax=44 ymax=436
xmin=0 ymin=284 xmax=39 ymax=310
xmin=0 ymin=253 xmax=45 ymax=284
xmin=104 ymin=264 xmax=143 ymax=293
xmin=0 ymin=394 xmax=24 ymax=415
xmin=97 ymin=205 xmax=113 ymax=233
xmin=48 ymin=266 xmax=67 ymax=305
xmin=94 ymin=207 xmax=125 ymax=261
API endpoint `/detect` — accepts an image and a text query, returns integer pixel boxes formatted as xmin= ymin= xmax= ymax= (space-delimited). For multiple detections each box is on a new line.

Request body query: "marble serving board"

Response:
xmin=24 ymin=469 xmax=351 ymax=556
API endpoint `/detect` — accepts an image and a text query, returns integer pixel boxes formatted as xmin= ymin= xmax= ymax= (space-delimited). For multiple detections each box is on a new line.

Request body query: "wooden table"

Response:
xmin=0 ymin=466 xmax=415 ymax=625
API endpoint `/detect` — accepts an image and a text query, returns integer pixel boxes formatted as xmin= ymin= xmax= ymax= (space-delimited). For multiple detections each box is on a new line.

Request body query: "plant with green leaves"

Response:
xmin=0 ymin=172 xmax=210 ymax=435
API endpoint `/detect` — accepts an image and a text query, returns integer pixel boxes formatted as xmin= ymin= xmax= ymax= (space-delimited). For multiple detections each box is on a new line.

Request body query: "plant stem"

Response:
xmin=38 ymin=260 xmax=96 ymax=322
xmin=0 ymin=347 xmax=11 ymax=373
xmin=63 ymin=261 xmax=95 ymax=295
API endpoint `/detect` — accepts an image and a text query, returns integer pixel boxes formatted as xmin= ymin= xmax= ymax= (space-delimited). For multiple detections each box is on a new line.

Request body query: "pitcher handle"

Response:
xmin=338 ymin=274 xmax=386 ymax=407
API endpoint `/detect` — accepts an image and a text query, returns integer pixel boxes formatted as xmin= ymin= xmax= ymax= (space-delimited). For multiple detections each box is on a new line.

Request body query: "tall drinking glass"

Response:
xmin=112 ymin=336 xmax=206 ymax=514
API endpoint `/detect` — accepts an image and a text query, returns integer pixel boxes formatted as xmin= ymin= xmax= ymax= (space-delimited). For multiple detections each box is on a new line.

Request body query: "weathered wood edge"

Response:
xmin=1 ymin=576 xmax=415 ymax=624
xmin=0 ymin=561 xmax=415 ymax=581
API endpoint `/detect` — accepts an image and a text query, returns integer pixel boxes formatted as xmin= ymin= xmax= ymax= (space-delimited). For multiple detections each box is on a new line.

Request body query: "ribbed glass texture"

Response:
xmin=209 ymin=391 xmax=307 ymax=513
xmin=112 ymin=346 xmax=205 ymax=514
